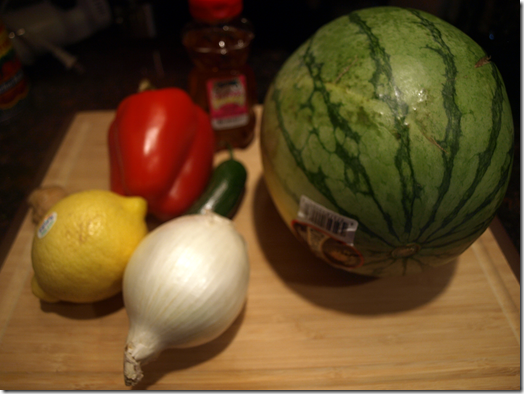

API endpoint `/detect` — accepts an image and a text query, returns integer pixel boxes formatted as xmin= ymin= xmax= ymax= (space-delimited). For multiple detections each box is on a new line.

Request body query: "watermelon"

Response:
xmin=260 ymin=7 xmax=514 ymax=277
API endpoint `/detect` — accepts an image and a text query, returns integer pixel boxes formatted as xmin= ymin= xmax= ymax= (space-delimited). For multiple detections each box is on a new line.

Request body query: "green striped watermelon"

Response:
xmin=260 ymin=6 xmax=514 ymax=277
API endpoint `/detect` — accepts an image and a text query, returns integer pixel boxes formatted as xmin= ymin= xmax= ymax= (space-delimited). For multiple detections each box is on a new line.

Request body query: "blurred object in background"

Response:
xmin=0 ymin=18 xmax=29 ymax=122
xmin=112 ymin=0 xmax=156 ymax=38
xmin=1 ymin=0 xmax=112 ymax=67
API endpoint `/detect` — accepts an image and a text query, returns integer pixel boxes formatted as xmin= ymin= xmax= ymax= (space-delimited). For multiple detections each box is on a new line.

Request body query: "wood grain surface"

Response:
xmin=0 ymin=107 xmax=520 ymax=390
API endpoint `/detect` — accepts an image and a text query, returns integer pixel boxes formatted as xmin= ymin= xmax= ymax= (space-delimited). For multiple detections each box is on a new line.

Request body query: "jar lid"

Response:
xmin=189 ymin=0 xmax=242 ymax=22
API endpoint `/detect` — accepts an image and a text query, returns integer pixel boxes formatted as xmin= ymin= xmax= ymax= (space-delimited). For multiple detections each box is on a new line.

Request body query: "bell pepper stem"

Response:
xmin=138 ymin=78 xmax=156 ymax=92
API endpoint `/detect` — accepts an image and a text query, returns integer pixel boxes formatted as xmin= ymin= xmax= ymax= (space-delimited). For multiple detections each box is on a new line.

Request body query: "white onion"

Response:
xmin=122 ymin=211 xmax=249 ymax=386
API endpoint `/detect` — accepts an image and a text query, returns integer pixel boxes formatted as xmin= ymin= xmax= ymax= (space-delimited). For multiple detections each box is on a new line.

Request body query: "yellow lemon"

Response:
xmin=31 ymin=190 xmax=148 ymax=303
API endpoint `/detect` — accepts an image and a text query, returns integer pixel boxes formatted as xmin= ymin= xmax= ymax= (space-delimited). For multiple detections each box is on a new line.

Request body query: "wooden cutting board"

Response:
xmin=0 ymin=106 xmax=520 ymax=390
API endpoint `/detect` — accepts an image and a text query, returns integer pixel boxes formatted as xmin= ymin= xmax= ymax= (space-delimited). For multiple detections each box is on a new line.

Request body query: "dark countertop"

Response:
xmin=0 ymin=0 xmax=520 ymax=274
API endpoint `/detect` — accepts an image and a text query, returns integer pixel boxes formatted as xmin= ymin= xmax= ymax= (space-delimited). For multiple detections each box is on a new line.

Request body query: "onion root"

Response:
xmin=123 ymin=345 xmax=144 ymax=386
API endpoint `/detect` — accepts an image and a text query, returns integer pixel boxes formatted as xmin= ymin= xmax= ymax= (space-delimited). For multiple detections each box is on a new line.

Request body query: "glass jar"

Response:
xmin=183 ymin=0 xmax=256 ymax=150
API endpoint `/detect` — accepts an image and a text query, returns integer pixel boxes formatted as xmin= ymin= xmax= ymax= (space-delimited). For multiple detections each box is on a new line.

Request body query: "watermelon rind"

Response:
xmin=260 ymin=6 xmax=514 ymax=277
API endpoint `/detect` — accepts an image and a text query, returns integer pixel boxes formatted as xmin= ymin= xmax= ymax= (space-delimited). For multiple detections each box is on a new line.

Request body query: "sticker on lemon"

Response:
xmin=31 ymin=190 xmax=148 ymax=303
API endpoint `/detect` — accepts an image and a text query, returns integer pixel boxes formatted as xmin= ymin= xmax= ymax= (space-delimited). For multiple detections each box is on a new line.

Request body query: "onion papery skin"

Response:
xmin=122 ymin=211 xmax=249 ymax=386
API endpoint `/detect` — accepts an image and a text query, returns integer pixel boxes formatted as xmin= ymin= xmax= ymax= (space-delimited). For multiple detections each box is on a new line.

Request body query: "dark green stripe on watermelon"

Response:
xmin=409 ymin=9 xmax=513 ymax=248
xmin=407 ymin=9 xmax=463 ymax=243
xmin=349 ymin=12 xmax=420 ymax=239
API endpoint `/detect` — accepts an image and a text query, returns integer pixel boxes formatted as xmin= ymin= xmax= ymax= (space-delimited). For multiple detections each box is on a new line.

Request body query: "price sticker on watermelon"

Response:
xmin=292 ymin=196 xmax=364 ymax=270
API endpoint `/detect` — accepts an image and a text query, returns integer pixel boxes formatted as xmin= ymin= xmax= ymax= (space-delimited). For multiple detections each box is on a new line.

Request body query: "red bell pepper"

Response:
xmin=108 ymin=88 xmax=215 ymax=221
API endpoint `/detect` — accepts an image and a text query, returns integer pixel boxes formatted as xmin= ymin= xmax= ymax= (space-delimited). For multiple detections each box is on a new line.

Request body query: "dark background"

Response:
xmin=0 ymin=0 xmax=520 ymax=271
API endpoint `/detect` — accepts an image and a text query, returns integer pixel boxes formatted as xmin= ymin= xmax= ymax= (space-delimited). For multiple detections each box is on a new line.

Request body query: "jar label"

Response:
xmin=206 ymin=75 xmax=248 ymax=130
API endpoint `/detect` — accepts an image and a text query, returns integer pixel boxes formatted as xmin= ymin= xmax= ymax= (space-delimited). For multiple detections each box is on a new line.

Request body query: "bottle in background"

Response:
xmin=0 ymin=19 xmax=29 ymax=123
xmin=183 ymin=0 xmax=256 ymax=150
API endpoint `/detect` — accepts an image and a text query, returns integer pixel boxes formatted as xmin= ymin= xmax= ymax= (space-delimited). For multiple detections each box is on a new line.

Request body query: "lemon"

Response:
xmin=31 ymin=190 xmax=148 ymax=303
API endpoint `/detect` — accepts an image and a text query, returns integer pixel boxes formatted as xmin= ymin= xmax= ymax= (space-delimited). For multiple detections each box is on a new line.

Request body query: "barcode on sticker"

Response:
xmin=297 ymin=196 xmax=358 ymax=245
